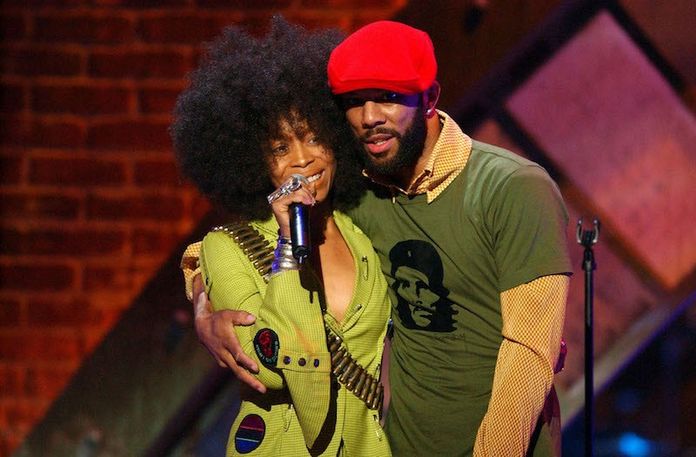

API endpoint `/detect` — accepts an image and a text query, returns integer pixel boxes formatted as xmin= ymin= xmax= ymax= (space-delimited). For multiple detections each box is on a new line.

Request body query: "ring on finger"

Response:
xmin=267 ymin=174 xmax=309 ymax=205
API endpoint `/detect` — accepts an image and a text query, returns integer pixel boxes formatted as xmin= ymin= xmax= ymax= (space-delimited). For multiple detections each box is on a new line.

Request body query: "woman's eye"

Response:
xmin=381 ymin=92 xmax=399 ymax=102
xmin=271 ymin=145 xmax=288 ymax=156
xmin=307 ymin=137 xmax=319 ymax=145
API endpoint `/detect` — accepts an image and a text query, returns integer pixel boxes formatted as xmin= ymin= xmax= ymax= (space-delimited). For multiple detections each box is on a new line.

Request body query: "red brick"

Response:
xmin=34 ymin=14 xmax=135 ymax=44
xmin=89 ymin=49 xmax=190 ymax=79
xmin=0 ymin=117 xmax=86 ymax=149
xmin=32 ymin=84 xmax=131 ymax=115
xmin=0 ymin=264 xmax=75 ymax=291
xmin=188 ymin=48 xmax=203 ymax=70
xmin=27 ymin=298 xmax=102 ymax=327
xmin=2 ymin=47 xmax=83 ymax=77
xmin=171 ymin=16 xmax=270 ymax=38
xmin=0 ymin=365 xmax=24 ymax=396
xmin=0 ymin=227 xmax=127 ymax=257
xmin=0 ymin=155 xmax=22 ymax=185
xmin=0 ymin=192 xmax=81 ymax=220
xmin=1 ymin=427 xmax=32 ymax=457
xmin=190 ymin=192 xmax=212 ymax=219
xmin=0 ymin=298 xmax=22 ymax=327
xmin=197 ymin=0 xmax=290 ymax=8
xmin=95 ymin=0 xmax=188 ymax=6
xmin=101 ymin=305 xmax=127 ymax=323
xmin=29 ymin=157 xmax=126 ymax=186
xmin=81 ymin=326 xmax=114 ymax=354
xmin=132 ymin=228 xmax=183 ymax=254
xmin=0 ymin=83 xmax=25 ymax=113
xmin=87 ymin=193 xmax=184 ymax=221
xmin=279 ymin=15 xmax=350 ymax=31
xmin=87 ymin=120 xmax=172 ymax=151
xmin=0 ymin=14 xmax=27 ymax=41
xmin=301 ymin=0 xmax=402 ymax=6
xmin=0 ymin=405 xmax=7 ymax=430
xmin=0 ymin=333 xmax=83 ymax=361
xmin=83 ymin=266 xmax=129 ymax=291
xmin=2 ymin=0 xmax=86 ymax=6
xmin=127 ymin=268 xmax=161 ymax=295
xmin=134 ymin=158 xmax=181 ymax=186
xmin=138 ymin=87 xmax=182 ymax=114
xmin=2 ymin=399 xmax=48 ymax=430
xmin=24 ymin=366 xmax=74 ymax=399
xmin=137 ymin=14 xmax=232 ymax=44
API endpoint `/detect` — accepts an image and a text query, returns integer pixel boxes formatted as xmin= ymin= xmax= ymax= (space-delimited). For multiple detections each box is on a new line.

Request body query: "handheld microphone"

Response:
xmin=288 ymin=174 xmax=311 ymax=264
xmin=289 ymin=203 xmax=310 ymax=264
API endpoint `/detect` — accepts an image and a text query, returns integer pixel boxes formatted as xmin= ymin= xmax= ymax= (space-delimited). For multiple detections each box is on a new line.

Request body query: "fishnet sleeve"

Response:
xmin=473 ymin=274 xmax=569 ymax=457
xmin=179 ymin=241 xmax=202 ymax=302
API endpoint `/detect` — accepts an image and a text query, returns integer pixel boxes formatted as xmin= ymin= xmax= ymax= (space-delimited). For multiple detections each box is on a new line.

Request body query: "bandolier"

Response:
xmin=211 ymin=222 xmax=384 ymax=412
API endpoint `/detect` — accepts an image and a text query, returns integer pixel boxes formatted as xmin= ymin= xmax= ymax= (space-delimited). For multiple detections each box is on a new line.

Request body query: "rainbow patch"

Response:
xmin=235 ymin=414 xmax=266 ymax=453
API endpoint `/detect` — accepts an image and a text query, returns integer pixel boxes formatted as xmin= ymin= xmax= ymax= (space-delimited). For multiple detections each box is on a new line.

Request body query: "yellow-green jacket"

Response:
xmin=200 ymin=211 xmax=392 ymax=456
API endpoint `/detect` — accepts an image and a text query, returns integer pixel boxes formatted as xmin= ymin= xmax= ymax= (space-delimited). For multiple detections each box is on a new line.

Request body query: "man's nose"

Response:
xmin=361 ymin=101 xmax=385 ymax=128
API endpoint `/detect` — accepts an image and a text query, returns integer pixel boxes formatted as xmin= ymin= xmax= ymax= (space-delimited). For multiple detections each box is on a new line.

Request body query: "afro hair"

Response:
xmin=170 ymin=16 xmax=365 ymax=221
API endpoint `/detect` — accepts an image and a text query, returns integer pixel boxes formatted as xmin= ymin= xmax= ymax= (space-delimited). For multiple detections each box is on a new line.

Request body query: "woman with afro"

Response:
xmin=171 ymin=16 xmax=392 ymax=456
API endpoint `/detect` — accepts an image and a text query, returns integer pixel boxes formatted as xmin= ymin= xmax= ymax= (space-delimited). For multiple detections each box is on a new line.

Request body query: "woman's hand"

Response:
xmin=267 ymin=174 xmax=316 ymax=238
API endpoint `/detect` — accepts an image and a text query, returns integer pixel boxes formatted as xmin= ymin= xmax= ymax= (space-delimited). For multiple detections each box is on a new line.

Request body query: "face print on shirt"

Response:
xmin=389 ymin=240 xmax=457 ymax=332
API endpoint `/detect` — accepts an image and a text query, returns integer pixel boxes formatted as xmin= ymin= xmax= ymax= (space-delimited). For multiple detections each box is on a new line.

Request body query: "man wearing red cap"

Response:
xmin=324 ymin=21 xmax=571 ymax=457
xmin=184 ymin=20 xmax=571 ymax=457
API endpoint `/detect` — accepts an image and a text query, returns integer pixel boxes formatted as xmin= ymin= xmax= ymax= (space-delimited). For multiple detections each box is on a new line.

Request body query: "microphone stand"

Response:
xmin=576 ymin=218 xmax=600 ymax=457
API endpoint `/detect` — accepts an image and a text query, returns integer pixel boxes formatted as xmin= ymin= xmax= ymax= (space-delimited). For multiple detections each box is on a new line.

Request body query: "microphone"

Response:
xmin=288 ymin=175 xmax=311 ymax=264
xmin=289 ymin=203 xmax=311 ymax=264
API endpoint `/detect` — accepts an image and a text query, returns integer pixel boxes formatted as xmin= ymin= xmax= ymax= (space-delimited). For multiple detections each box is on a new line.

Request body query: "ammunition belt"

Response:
xmin=212 ymin=223 xmax=384 ymax=412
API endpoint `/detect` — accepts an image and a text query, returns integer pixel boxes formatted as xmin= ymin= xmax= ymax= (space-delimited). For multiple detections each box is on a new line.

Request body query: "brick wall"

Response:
xmin=0 ymin=1 xmax=406 ymax=455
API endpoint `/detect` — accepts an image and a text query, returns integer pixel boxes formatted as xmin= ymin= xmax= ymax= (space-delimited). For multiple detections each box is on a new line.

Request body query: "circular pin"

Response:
xmin=235 ymin=414 xmax=266 ymax=454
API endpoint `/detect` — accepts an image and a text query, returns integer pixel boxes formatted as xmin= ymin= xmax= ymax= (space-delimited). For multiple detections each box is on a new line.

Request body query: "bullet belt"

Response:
xmin=212 ymin=223 xmax=384 ymax=412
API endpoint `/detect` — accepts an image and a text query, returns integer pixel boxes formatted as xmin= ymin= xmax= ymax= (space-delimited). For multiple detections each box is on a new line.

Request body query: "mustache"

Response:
xmin=362 ymin=127 xmax=402 ymax=141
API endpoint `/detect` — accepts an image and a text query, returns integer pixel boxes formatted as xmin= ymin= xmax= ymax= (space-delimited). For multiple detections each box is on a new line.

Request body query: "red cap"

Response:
xmin=328 ymin=21 xmax=437 ymax=95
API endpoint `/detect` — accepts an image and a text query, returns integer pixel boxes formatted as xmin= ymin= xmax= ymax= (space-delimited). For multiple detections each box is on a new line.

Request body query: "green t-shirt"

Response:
xmin=348 ymin=140 xmax=572 ymax=456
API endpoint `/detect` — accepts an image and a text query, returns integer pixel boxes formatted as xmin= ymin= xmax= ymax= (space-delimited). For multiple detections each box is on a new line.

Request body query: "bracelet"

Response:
xmin=271 ymin=236 xmax=299 ymax=276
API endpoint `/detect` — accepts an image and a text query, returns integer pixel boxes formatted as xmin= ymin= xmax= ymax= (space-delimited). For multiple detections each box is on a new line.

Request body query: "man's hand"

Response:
xmin=192 ymin=275 xmax=267 ymax=393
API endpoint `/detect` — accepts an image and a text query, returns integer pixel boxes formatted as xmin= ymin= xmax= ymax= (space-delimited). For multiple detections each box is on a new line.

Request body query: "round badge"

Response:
xmin=253 ymin=328 xmax=279 ymax=367
xmin=235 ymin=413 xmax=266 ymax=454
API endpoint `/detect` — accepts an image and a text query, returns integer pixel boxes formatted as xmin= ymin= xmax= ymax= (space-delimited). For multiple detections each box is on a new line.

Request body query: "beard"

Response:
xmin=361 ymin=105 xmax=427 ymax=177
